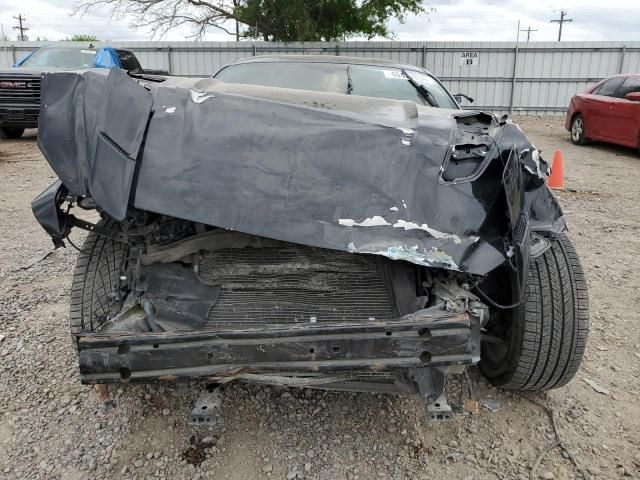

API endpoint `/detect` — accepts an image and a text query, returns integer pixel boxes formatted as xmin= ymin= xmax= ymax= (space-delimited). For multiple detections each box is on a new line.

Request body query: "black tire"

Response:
xmin=69 ymin=219 xmax=129 ymax=344
xmin=0 ymin=127 xmax=25 ymax=139
xmin=570 ymin=114 xmax=587 ymax=145
xmin=480 ymin=233 xmax=589 ymax=390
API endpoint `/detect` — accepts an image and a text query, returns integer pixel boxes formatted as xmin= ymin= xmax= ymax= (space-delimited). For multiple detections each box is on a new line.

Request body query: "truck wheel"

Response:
xmin=69 ymin=219 xmax=129 ymax=346
xmin=480 ymin=232 xmax=589 ymax=390
xmin=0 ymin=127 xmax=25 ymax=139
xmin=570 ymin=114 xmax=587 ymax=145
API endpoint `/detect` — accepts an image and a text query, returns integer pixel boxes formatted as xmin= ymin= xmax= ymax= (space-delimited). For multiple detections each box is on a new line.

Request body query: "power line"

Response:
xmin=13 ymin=14 xmax=29 ymax=41
xmin=520 ymin=25 xmax=538 ymax=42
xmin=550 ymin=10 xmax=572 ymax=42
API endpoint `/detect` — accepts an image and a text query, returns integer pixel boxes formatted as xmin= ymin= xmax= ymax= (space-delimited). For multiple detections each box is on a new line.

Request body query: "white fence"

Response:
xmin=2 ymin=40 xmax=640 ymax=115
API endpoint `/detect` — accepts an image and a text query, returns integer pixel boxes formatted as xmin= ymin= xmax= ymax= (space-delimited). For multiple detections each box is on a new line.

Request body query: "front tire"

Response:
xmin=0 ymin=127 xmax=25 ymax=139
xmin=69 ymin=219 xmax=129 ymax=345
xmin=570 ymin=114 xmax=587 ymax=145
xmin=480 ymin=233 xmax=589 ymax=390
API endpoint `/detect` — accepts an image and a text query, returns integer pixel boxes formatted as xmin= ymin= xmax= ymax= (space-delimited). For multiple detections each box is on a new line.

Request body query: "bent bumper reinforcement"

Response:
xmin=77 ymin=312 xmax=481 ymax=384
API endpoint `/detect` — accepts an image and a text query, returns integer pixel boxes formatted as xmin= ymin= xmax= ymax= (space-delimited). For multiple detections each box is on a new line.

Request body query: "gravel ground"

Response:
xmin=1 ymin=117 xmax=639 ymax=480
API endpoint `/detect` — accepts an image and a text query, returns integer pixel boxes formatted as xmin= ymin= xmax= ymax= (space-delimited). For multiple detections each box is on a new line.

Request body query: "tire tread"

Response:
xmin=69 ymin=220 xmax=128 ymax=349
xmin=487 ymin=232 xmax=589 ymax=390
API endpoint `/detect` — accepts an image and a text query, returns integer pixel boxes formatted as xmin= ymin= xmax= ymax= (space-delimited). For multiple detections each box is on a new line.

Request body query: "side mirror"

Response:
xmin=624 ymin=92 xmax=640 ymax=102
xmin=454 ymin=93 xmax=474 ymax=104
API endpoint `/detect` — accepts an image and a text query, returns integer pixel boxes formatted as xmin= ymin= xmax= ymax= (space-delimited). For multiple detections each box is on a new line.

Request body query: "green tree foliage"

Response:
xmin=75 ymin=0 xmax=424 ymax=41
xmin=236 ymin=0 xmax=424 ymax=41
xmin=68 ymin=34 xmax=99 ymax=41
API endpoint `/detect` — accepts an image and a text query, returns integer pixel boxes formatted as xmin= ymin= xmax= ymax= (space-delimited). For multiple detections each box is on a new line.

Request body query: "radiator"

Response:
xmin=197 ymin=245 xmax=395 ymax=328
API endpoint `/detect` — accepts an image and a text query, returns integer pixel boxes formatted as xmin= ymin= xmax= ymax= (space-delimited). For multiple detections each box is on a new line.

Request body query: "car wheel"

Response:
xmin=69 ymin=219 xmax=129 ymax=350
xmin=570 ymin=114 xmax=587 ymax=145
xmin=0 ymin=127 xmax=25 ymax=139
xmin=479 ymin=232 xmax=589 ymax=390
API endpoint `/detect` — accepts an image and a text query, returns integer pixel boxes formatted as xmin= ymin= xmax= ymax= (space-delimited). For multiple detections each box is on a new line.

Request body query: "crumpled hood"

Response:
xmin=36 ymin=68 xmax=564 ymax=275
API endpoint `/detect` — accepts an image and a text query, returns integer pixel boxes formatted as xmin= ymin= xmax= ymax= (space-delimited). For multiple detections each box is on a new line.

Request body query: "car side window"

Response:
xmin=593 ymin=77 xmax=625 ymax=97
xmin=116 ymin=50 xmax=142 ymax=72
xmin=617 ymin=77 xmax=640 ymax=98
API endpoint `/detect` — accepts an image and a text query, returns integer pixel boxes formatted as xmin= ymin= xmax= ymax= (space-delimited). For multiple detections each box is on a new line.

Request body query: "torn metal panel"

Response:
xmin=30 ymin=180 xmax=67 ymax=248
xmin=38 ymin=69 xmax=153 ymax=220
xmin=35 ymin=69 xmax=563 ymax=276
xmin=134 ymin=263 xmax=221 ymax=332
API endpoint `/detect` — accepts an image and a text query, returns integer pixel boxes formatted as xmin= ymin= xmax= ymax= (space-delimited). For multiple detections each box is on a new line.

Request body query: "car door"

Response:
xmin=601 ymin=76 xmax=640 ymax=147
xmin=585 ymin=76 xmax=625 ymax=140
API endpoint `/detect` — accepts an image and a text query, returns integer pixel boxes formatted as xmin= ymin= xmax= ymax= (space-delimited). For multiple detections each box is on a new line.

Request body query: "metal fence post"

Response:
xmin=11 ymin=45 xmax=16 ymax=64
xmin=167 ymin=46 xmax=173 ymax=75
xmin=618 ymin=45 xmax=626 ymax=74
xmin=335 ymin=44 xmax=340 ymax=56
xmin=509 ymin=43 xmax=519 ymax=115
xmin=421 ymin=46 xmax=426 ymax=68
xmin=252 ymin=44 xmax=257 ymax=56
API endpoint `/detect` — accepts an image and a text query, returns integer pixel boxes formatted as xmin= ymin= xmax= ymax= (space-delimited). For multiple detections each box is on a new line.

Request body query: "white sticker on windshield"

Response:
xmin=410 ymin=72 xmax=434 ymax=86
xmin=81 ymin=50 xmax=97 ymax=55
xmin=383 ymin=70 xmax=406 ymax=80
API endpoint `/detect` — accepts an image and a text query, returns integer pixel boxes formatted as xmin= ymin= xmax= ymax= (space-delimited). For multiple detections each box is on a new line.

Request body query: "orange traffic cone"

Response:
xmin=547 ymin=150 xmax=565 ymax=190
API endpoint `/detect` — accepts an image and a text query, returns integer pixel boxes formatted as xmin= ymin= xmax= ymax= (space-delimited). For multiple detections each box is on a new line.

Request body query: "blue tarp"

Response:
xmin=94 ymin=47 xmax=121 ymax=69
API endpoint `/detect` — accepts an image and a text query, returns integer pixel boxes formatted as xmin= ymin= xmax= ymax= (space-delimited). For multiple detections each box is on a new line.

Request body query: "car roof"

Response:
xmin=604 ymin=73 xmax=640 ymax=79
xmin=226 ymin=55 xmax=431 ymax=74
xmin=35 ymin=45 xmax=132 ymax=52
xmin=37 ymin=45 xmax=96 ymax=50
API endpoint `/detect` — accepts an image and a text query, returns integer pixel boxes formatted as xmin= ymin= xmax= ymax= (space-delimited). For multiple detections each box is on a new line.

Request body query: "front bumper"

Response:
xmin=77 ymin=309 xmax=481 ymax=384
xmin=0 ymin=106 xmax=39 ymax=128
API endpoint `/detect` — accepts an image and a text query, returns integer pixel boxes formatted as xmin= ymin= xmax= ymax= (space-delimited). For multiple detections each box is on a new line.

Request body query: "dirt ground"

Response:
xmin=0 ymin=117 xmax=639 ymax=480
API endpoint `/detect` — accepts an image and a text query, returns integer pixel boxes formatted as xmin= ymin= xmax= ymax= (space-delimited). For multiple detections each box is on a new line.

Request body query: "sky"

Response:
xmin=0 ymin=0 xmax=638 ymax=43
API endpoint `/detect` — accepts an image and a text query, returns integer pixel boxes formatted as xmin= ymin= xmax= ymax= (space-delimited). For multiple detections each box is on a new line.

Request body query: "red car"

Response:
xmin=565 ymin=74 xmax=640 ymax=153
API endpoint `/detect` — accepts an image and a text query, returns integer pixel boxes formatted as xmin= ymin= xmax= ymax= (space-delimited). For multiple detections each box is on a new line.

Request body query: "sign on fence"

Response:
xmin=459 ymin=51 xmax=479 ymax=67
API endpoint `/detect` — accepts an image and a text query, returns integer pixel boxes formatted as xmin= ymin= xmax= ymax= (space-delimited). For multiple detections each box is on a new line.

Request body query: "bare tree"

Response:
xmin=74 ymin=0 xmax=424 ymax=41
xmin=74 ymin=0 xmax=268 ymax=39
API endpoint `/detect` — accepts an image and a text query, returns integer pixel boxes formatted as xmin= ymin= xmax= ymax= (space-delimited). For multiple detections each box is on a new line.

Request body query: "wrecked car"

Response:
xmin=32 ymin=55 xmax=588 ymax=420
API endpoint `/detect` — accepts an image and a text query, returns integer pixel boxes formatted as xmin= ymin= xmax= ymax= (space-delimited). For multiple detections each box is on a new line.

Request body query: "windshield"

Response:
xmin=18 ymin=47 xmax=97 ymax=69
xmin=215 ymin=62 xmax=458 ymax=109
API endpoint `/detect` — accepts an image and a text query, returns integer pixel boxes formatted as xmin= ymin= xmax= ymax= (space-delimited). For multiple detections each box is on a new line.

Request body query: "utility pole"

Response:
xmin=550 ymin=10 xmax=572 ymax=42
xmin=520 ymin=25 xmax=538 ymax=42
xmin=232 ymin=0 xmax=240 ymax=41
xmin=13 ymin=14 xmax=29 ymax=41
xmin=1 ymin=23 xmax=7 ymax=65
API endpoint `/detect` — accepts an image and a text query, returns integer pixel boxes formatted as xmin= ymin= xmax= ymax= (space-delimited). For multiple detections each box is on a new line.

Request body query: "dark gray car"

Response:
xmin=31 ymin=56 xmax=587 ymax=420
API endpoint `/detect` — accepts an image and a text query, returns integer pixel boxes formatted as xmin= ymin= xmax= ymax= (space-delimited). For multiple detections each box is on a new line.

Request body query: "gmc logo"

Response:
xmin=0 ymin=81 xmax=27 ymax=89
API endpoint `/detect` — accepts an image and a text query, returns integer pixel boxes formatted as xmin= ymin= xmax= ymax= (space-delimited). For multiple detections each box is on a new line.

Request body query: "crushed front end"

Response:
xmin=78 ymin=225 xmax=486 ymax=396
xmin=32 ymin=69 xmax=564 ymax=411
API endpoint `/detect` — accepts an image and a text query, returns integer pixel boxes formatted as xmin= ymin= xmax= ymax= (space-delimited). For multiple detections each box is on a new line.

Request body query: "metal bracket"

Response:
xmin=409 ymin=367 xmax=453 ymax=422
xmin=67 ymin=214 xmax=128 ymax=243
xmin=188 ymin=388 xmax=223 ymax=427
xmin=426 ymin=394 xmax=453 ymax=422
